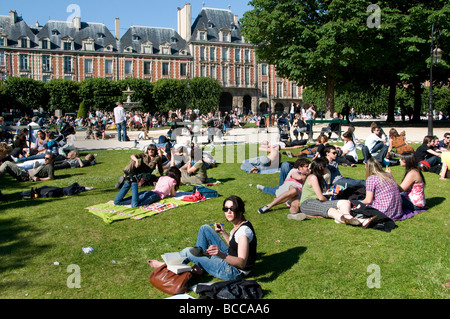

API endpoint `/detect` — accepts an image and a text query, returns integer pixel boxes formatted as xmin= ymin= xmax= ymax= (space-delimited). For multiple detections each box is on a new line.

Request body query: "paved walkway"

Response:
xmin=71 ymin=119 xmax=450 ymax=151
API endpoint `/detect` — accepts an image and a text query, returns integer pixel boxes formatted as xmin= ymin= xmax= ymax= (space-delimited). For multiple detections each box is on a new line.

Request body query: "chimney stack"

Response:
xmin=234 ymin=15 xmax=239 ymax=25
xmin=115 ymin=18 xmax=120 ymax=39
xmin=73 ymin=16 xmax=81 ymax=30
xmin=9 ymin=10 xmax=18 ymax=24
xmin=177 ymin=3 xmax=191 ymax=42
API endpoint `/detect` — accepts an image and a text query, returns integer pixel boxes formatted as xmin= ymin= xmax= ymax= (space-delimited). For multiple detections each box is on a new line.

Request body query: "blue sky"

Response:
xmin=0 ymin=0 xmax=252 ymax=37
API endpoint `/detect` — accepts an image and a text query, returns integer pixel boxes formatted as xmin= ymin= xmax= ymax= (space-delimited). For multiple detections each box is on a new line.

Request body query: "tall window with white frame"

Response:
xmin=19 ymin=54 xmax=28 ymax=71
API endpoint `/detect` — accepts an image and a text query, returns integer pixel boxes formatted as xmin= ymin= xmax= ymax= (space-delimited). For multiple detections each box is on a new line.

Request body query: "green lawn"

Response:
xmin=0 ymin=144 xmax=448 ymax=299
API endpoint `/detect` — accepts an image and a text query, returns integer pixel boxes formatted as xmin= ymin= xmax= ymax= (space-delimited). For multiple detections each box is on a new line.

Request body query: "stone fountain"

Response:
xmin=122 ymin=86 xmax=141 ymax=111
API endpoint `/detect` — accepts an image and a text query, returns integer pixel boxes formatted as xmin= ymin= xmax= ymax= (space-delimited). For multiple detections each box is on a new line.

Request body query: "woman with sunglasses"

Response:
xmin=148 ymin=195 xmax=257 ymax=281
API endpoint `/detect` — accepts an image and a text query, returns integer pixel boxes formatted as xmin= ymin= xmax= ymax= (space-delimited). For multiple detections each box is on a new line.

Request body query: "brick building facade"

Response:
xmin=0 ymin=4 xmax=303 ymax=114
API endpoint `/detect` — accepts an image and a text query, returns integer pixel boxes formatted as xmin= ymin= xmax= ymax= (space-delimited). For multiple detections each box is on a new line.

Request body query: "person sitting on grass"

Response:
xmin=257 ymin=158 xmax=310 ymax=220
xmin=240 ymin=141 xmax=281 ymax=174
xmin=114 ymin=166 xmax=181 ymax=208
xmin=440 ymin=143 xmax=450 ymax=180
xmin=116 ymin=144 xmax=164 ymax=188
xmin=180 ymin=146 xmax=208 ymax=185
xmin=298 ymin=157 xmax=377 ymax=228
xmin=360 ymin=158 xmax=403 ymax=221
xmin=386 ymin=128 xmax=414 ymax=157
xmin=386 ymin=152 xmax=425 ymax=211
xmin=335 ymin=131 xmax=358 ymax=167
xmin=415 ymin=135 xmax=442 ymax=171
xmin=285 ymin=134 xmax=329 ymax=160
xmin=147 ymin=195 xmax=257 ymax=281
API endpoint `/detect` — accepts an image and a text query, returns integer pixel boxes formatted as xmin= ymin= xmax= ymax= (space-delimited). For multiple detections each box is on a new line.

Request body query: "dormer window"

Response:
xmin=208 ymin=21 xmax=214 ymax=28
xmin=220 ymin=29 xmax=231 ymax=42
xmin=105 ymin=44 xmax=113 ymax=51
xmin=97 ymin=33 xmax=105 ymax=39
xmin=83 ymin=38 xmax=95 ymax=51
xmin=125 ymin=46 xmax=133 ymax=53
xmin=198 ymin=29 xmax=207 ymax=41
xmin=62 ymin=36 xmax=74 ymax=51
xmin=132 ymin=34 xmax=140 ymax=41
xmin=160 ymin=43 xmax=171 ymax=55
xmin=171 ymin=37 xmax=177 ymax=44
xmin=0 ymin=34 xmax=6 ymax=47
xmin=41 ymin=39 xmax=49 ymax=49
xmin=20 ymin=37 xmax=29 ymax=48
xmin=141 ymin=41 xmax=153 ymax=54
xmin=51 ymin=29 xmax=59 ymax=36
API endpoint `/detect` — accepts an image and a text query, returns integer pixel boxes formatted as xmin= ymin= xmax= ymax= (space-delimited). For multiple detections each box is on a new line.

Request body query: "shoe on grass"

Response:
xmin=258 ymin=205 xmax=270 ymax=214
xmin=287 ymin=213 xmax=307 ymax=221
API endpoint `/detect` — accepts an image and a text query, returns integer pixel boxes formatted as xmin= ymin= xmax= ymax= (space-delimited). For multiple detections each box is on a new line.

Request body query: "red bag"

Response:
xmin=149 ymin=264 xmax=192 ymax=295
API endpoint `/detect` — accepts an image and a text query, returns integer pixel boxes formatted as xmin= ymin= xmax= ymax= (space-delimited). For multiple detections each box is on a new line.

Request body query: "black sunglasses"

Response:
xmin=222 ymin=206 xmax=235 ymax=212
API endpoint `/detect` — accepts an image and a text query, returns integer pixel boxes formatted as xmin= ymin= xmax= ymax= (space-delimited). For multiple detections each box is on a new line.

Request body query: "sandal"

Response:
xmin=340 ymin=215 xmax=362 ymax=226
xmin=362 ymin=216 xmax=378 ymax=229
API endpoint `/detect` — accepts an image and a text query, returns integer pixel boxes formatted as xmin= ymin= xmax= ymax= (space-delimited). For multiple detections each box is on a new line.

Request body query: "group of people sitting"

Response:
xmin=251 ymin=127 xmax=450 ymax=229
xmin=256 ymin=143 xmax=428 ymax=227
xmin=113 ymin=138 xmax=214 ymax=208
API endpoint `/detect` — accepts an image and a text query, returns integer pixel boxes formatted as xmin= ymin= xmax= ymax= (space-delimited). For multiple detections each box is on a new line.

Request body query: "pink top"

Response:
xmin=153 ymin=176 xmax=177 ymax=199
xmin=404 ymin=182 xmax=426 ymax=208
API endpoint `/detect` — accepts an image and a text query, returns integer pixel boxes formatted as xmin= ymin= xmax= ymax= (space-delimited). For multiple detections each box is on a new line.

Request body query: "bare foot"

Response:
xmin=147 ymin=259 xmax=164 ymax=268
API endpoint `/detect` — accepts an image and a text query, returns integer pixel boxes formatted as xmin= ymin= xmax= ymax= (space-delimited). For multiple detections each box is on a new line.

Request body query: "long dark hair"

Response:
xmin=223 ymin=195 xmax=245 ymax=220
xmin=166 ymin=166 xmax=181 ymax=190
xmin=401 ymin=151 xmax=425 ymax=186
xmin=309 ymin=157 xmax=328 ymax=192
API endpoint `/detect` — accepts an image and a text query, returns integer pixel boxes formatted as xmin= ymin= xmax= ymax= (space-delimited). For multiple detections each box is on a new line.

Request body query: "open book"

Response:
xmin=162 ymin=252 xmax=192 ymax=274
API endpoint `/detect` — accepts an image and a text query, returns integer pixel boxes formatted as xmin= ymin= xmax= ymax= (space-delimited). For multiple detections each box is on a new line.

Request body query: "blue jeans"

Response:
xmin=114 ymin=182 xmax=160 ymax=208
xmin=241 ymin=156 xmax=270 ymax=173
xmin=179 ymin=225 xmax=242 ymax=281
xmin=116 ymin=120 xmax=127 ymax=142
xmin=262 ymin=162 xmax=293 ymax=195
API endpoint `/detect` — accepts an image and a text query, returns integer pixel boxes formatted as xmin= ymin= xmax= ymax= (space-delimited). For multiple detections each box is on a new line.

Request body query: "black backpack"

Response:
xmin=195 ymin=279 xmax=263 ymax=299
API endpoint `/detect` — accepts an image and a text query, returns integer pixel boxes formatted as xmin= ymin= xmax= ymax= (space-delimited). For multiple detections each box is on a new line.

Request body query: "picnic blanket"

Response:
xmin=86 ymin=192 xmax=209 ymax=224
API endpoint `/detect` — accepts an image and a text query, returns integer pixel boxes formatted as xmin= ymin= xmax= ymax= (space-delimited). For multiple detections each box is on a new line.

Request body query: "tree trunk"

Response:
xmin=324 ymin=75 xmax=335 ymax=119
xmin=387 ymin=81 xmax=396 ymax=122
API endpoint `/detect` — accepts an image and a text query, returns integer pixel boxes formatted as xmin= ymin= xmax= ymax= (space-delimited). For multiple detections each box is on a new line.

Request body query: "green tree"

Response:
xmin=44 ymin=79 xmax=80 ymax=112
xmin=152 ymin=79 xmax=188 ymax=113
xmin=3 ymin=77 xmax=48 ymax=112
xmin=116 ymin=78 xmax=155 ymax=112
xmin=241 ymin=0 xmax=371 ymax=118
xmin=78 ymin=78 xmax=121 ymax=111
xmin=189 ymin=77 xmax=222 ymax=114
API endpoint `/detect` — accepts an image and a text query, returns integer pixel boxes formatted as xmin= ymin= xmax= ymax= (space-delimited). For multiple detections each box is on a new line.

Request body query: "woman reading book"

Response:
xmin=148 ymin=195 xmax=257 ymax=281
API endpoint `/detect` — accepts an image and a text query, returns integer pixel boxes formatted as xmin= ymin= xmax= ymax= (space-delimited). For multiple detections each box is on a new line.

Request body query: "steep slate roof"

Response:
xmin=36 ymin=20 xmax=118 ymax=51
xmin=120 ymin=26 xmax=189 ymax=55
xmin=191 ymin=7 xmax=243 ymax=43
xmin=0 ymin=15 xmax=38 ymax=47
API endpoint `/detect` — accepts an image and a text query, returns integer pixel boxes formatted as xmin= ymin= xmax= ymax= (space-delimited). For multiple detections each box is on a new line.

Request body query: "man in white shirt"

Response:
xmin=114 ymin=102 xmax=127 ymax=142
xmin=363 ymin=126 xmax=389 ymax=164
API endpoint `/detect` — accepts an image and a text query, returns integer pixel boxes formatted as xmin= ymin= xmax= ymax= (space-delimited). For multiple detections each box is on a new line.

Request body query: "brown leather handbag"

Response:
xmin=149 ymin=264 xmax=193 ymax=295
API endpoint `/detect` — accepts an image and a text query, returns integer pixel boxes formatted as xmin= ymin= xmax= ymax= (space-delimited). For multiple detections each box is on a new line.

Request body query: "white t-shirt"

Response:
xmin=114 ymin=106 xmax=126 ymax=123
xmin=342 ymin=141 xmax=358 ymax=162
xmin=365 ymin=133 xmax=381 ymax=152
xmin=231 ymin=225 xmax=254 ymax=245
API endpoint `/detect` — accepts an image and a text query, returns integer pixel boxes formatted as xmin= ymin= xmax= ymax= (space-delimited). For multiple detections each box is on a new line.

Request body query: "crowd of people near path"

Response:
xmin=1 ymin=104 xmax=449 ymax=285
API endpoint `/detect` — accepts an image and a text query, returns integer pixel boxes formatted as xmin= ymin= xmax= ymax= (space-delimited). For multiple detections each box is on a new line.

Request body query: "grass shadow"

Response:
xmin=424 ymin=197 xmax=446 ymax=209
xmin=0 ymin=216 xmax=52 ymax=277
xmin=251 ymin=246 xmax=307 ymax=283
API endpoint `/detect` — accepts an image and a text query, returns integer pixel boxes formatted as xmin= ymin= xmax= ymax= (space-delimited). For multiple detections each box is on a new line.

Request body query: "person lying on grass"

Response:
xmin=148 ymin=195 xmax=257 ymax=281
xmin=114 ymin=166 xmax=181 ymax=208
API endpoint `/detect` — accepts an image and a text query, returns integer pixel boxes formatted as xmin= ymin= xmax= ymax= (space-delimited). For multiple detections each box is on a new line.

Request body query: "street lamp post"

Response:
xmin=428 ymin=20 xmax=443 ymax=136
